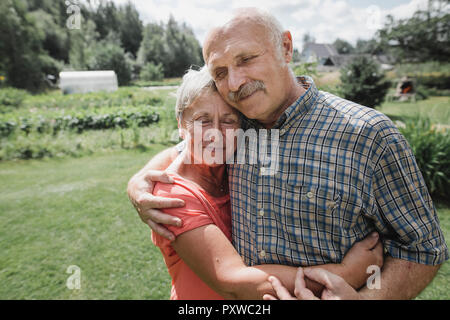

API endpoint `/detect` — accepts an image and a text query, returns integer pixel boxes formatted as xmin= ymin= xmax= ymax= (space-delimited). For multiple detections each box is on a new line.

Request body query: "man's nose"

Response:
xmin=228 ymin=67 xmax=246 ymax=93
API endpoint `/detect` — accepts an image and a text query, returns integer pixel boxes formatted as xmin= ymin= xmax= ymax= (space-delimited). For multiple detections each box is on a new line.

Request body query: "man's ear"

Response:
xmin=282 ymin=31 xmax=294 ymax=63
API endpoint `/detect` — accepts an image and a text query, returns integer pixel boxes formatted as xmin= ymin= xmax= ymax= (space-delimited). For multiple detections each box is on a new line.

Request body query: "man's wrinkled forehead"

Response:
xmin=203 ymin=17 xmax=268 ymax=60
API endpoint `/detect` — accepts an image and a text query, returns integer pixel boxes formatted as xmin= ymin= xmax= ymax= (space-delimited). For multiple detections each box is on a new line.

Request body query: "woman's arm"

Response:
xmin=172 ymin=223 xmax=294 ymax=299
xmin=172 ymin=224 xmax=383 ymax=299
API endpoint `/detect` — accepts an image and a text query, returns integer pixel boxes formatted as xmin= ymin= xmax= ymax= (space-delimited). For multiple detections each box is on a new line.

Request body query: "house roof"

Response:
xmin=303 ymin=43 xmax=338 ymax=59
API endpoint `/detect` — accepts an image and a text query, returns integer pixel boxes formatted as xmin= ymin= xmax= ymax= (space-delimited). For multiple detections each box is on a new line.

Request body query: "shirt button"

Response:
xmin=259 ymin=250 xmax=266 ymax=258
xmin=259 ymin=209 xmax=264 ymax=217
xmin=306 ymin=192 xmax=314 ymax=199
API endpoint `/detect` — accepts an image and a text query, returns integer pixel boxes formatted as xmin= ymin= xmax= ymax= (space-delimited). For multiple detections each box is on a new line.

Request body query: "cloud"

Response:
xmin=109 ymin=0 xmax=430 ymax=50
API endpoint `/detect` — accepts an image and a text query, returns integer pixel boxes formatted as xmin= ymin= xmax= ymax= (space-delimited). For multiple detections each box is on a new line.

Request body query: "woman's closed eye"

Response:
xmin=221 ymin=118 xmax=238 ymax=125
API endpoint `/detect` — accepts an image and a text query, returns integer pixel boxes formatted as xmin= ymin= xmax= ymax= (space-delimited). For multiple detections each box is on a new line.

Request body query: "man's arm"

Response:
xmin=358 ymin=256 xmax=440 ymax=299
xmin=127 ymin=146 xmax=184 ymax=241
xmin=264 ymin=257 xmax=441 ymax=300
xmin=173 ymin=224 xmax=384 ymax=299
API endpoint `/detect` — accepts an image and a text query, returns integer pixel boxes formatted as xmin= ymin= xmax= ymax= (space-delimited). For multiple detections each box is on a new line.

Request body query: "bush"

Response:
xmin=0 ymin=88 xmax=28 ymax=108
xmin=140 ymin=62 xmax=164 ymax=81
xmin=340 ymin=56 xmax=391 ymax=108
xmin=399 ymin=117 xmax=450 ymax=199
xmin=427 ymin=88 xmax=450 ymax=96
xmin=415 ymin=85 xmax=430 ymax=101
xmin=0 ymin=106 xmax=160 ymax=137
xmin=416 ymin=74 xmax=450 ymax=90
xmin=21 ymin=87 xmax=165 ymax=110
xmin=88 ymin=42 xmax=133 ymax=86
xmin=292 ymin=62 xmax=318 ymax=78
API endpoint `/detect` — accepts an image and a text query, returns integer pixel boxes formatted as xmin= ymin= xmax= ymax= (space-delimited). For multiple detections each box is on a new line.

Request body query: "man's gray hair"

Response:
xmin=232 ymin=8 xmax=285 ymax=60
xmin=175 ymin=66 xmax=216 ymax=120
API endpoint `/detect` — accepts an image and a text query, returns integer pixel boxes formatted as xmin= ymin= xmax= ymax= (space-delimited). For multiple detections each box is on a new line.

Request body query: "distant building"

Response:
xmin=301 ymin=42 xmax=394 ymax=71
xmin=59 ymin=71 xmax=118 ymax=94
xmin=302 ymin=43 xmax=339 ymax=65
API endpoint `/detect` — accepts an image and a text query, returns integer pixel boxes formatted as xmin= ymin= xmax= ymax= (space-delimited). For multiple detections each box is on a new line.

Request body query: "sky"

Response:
xmin=109 ymin=0 xmax=431 ymax=50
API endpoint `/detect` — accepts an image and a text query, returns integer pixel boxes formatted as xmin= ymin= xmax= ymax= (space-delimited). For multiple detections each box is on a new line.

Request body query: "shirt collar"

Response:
xmin=240 ymin=76 xmax=319 ymax=131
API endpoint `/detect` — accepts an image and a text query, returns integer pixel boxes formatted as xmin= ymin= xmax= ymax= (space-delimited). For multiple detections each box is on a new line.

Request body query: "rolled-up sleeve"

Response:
xmin=371 ymin=134 xmax=448 ymax=265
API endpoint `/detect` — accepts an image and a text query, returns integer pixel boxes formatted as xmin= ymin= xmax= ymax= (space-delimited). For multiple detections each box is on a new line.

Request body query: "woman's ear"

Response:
xmin=179 ymin=128 xmax=185 ymax=139
xmin=178 ymin=120 xmax=186 ymax=139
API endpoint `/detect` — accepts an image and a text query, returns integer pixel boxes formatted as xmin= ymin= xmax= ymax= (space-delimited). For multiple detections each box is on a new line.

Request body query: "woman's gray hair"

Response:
xmin=175 ymin=66 xmax=216 ymax=120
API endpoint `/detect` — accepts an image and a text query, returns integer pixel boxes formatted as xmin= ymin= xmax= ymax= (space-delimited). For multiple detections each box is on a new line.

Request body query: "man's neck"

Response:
xmin=259 ymin=75 xmax=306 ymax=129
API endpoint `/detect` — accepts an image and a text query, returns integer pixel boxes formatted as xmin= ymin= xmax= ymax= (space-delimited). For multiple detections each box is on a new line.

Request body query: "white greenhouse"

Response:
xmin=59 ymin=70 xmax=118 ymax=94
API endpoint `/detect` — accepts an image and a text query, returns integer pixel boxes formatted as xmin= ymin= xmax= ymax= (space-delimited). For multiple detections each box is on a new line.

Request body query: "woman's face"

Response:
xmin=179 ymin=90 xmax=240 ymax=166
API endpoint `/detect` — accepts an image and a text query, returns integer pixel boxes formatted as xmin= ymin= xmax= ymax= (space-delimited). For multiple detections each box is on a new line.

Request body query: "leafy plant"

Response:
xmin=140 ymin=62 xmax=164 ymax=81
xmin=0 ymin=88 xmax=28 ymax=108
xmin=340 ymin=56 xmax=391 ymax=108
xmin=0 ymin=106 xmax=160 ymax=137
xmin=399 ymin=116 xmax=450 ymax=198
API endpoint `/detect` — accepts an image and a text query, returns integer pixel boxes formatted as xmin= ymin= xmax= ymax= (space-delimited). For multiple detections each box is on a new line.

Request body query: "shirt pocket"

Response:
xmin=278 ymin=177 xmax=356 ymax=263
xmin=281 ymin=181 xmax=342 ymax=232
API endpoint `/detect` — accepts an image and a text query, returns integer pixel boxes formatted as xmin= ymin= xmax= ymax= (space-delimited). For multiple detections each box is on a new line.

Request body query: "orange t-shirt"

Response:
xmin=151 ymin=173 xmax=232 ymax=300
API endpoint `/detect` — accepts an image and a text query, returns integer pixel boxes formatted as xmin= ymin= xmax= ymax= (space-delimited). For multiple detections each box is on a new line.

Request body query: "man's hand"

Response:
xmin=127 ymin=170 xmax=185 ymax=241
xmin=263 ymin=267 xmax=362 ymax=300
xmin=339 ymin=232 xmax=383 ymax=289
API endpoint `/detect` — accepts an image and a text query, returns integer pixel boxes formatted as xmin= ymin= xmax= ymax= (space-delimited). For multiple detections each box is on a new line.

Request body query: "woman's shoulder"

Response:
xmin=153 ymin=174 xmax=207 ymax=210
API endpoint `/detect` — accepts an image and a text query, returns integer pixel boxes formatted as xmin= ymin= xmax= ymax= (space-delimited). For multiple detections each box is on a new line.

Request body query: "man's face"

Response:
xmin=204 ymin=21 xmax=291 ymax=124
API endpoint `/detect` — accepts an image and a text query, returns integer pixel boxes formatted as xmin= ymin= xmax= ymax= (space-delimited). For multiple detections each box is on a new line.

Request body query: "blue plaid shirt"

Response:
xmin=228 ymin=76 xmax=448 ymax=267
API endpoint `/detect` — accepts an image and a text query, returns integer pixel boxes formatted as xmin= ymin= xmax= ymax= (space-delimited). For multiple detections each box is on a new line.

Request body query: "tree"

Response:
xmin=340 ymin=56 xmax=391 ymax=108
xmin=68 ymin=19 xmax=100 ymax=70
xmin=137 ymin=22 xmax=167 ymax=67
xmin=88 ymin=39 xmax=132 ymax=86
xmin=91 ymin=1 xmax=120 ymax=40
xmin=333 ymin=38 xmax=355 ymax=54
xmin=355 ymin=39 xmax=383 ymax=55
xmin=377 ymin=0 xmax=449 ymax=62
xmin=0 ymin=0 xmax=48 ymax=91
xmin=137 ymin=17 xmax=202 ymax=77
xmin=302 ymin=32 xmax=316 ymax=44
xmin=117 ymin=2 xmax=143 ymax=57
xmin=164 ymin=17 xmax=203 ymax=77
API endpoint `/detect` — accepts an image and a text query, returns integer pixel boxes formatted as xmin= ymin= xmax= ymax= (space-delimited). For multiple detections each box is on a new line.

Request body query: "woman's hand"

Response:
xmin=264 ymin=267 xmax=363 ymax=300
xmin=263 ymin=232 xmax=384 ymax=300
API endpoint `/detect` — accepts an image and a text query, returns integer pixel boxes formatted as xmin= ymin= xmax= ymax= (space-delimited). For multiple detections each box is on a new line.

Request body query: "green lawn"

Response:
xmin=0 ymin=146 xmax=172 ymax=299
xmin=377 ymin=96 xmax=450 ymax=125
xmin=0 ymin=147 xmax=449 ymax=299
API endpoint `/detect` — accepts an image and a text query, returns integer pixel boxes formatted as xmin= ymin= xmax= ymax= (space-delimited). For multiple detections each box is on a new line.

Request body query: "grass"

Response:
xmin=377 ymin=96 xmax=450 ymax=125
xmin=131 ymin=78 xmax=182 ymax=88
xmin=416 ymin=202 xmax=450 ymax=300
xmin=0 ymin=147 xmax=172 ymax=299
xmin=0 ymin=146 xmax=448 ymax=299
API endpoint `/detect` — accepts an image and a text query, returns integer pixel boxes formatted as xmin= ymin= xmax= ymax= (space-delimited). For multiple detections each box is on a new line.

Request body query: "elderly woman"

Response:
xmin=151 ymin=67 xmax=383 ymax=300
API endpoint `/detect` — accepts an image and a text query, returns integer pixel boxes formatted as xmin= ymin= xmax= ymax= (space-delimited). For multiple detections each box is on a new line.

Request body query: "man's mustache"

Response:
xmin=227 ymin=80 xmax=266 ymax=103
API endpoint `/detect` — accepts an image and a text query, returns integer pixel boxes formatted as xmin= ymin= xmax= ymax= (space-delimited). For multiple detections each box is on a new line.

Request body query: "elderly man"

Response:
xmin=128 ymin=8 xmax=448 ymax=299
